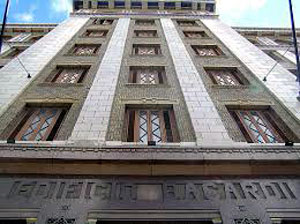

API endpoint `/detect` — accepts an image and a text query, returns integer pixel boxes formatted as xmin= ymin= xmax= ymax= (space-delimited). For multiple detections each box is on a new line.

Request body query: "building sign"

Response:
xmin=2 ymin=178 xmax=298 ymax=205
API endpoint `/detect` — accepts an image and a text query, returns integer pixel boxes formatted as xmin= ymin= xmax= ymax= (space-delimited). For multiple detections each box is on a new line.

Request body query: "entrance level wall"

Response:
xmin=1 ymin=177 xmax=300 ymax=224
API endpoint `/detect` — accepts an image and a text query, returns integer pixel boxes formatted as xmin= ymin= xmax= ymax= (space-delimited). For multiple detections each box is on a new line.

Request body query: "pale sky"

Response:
xmin=0 ymin=0 xmax=300 ymax=28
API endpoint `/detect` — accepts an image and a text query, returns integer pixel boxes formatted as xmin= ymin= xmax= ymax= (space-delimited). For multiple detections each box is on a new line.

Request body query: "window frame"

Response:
xmin=84 ymin=29 xmax=108 ymax=38
xmin=129 ymin=66 xmax=165 ymax=84
xmin=192 ymin=45 xmax=223 ymax=57
xmin=230 ymin=109 xmax=286 ymax=143
xmin=135 ymin=20 xmax=155 ymax=26
xmin=183 ymin=31 xmax=208 ymax=39
xmin=132 ymin=44 xmax=162 ymax=56
xmin=134 ymin=30 xmax=158 ymax=38
xmin=50 ymin=66 xmax=89 ymax=84
xmin=177 ymin=20 xmax=197 ymax=27
xmin=125 ymin=107 xmax=179 ymax=143
xmin=9 ymin=106 xmax=69 ymax=142
xmin=205 ymin=68 xmax=245 ymax=86
xmin=70 ymin=44 xmax=101 ymax=56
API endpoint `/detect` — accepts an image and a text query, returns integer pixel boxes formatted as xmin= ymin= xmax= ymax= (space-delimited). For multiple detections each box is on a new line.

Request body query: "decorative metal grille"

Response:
xmin=86 ymin=30 xmax=106 ymax=37
xmin=137 ymin=47 xmax=156 ymax=55
xmin=208 ymin=70 xmax=240 ymax=86
xmin=138 ymin=111 xmax=148 ymax=143
xmin=137 ymin=69 xmax=159 ymax=84
xmin=136 ymin=20 xmax=154 ymax=26
xmin=236 ymin=110 xmax=283 ymax=143
xmin=15 ymin=108 xmax=63 ymax=141
xmin=135 ymin=31 xmax=156 ymax=37
xmin=151 ymin=111 xmax=162 ymax=143
xmin=55 ymin=68 xmax=85 ymax=83
xmin=195 ymin=46 xmax=220 ymax=56
xmin=234 ymin=218 xmax=261 ymax=224
xmin=94 ymin=19 xmax=113 ymax=25
xmin=73 ymin=45 xmax=98 ymax=56
xmin=185 ymin=31 xmax=206 ymax=38
xmin=46 ymin=217 xmax=75 ymax=224
xmin=178 ymin=21 xmax=196 ymax=26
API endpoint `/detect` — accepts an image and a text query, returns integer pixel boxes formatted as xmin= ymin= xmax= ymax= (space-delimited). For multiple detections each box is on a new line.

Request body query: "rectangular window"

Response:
xmin=3 ymin=47 xmax=26 ymax=59
xmin=132 ymin=44 xmax=161 ymax=55
xmin=134 ymin=30 xmax=157 ymax=38
xmin=148 ymin=2 xmax=159 ymax=9
xmin=98 ymin=1 xmax=108 ymax=8
xmin=230 ymin=109 xmax=285 ymax=143
xmin=129 ymin=67 xmax=165 ymax=84
xmin=131 ymin=1 xmax=142 ymax=8
xmin=71 ymin=44 xmax=100 ymax=56
xmin=205 ymin=68 xmax=244 ymax=86
xmin=164 ymin=2 xmax=176 ymax=9
xmin=184 ymin=31 xmax=208 ymax=38
xmin=177 ymin=20 xmax=197 ymax=27
xmin=125 ymin=107 xmax=179 ymax=143
xmin=51 ymin=67 xmax=89 ymax=84
xmin=181 ymin=2 xmax=192 ymax=9
xmin=192 ymin=45 xmax=223 ymax=56
xmin=0 ymin=219 xmax=37 ymax=224
xmin=9 ymin=107 xmax=68 ymax=141
xmin=93 ymin=19 xmax=114 ymax=25
xmin=135 ymin=20 xmax=155 ymax=26
xmin=84 ymin=30 xmax=107 ymax=37
xmin=115 ymin=1 xmax=125 ymax=8
xmin=206 ymin=3 xmax=215 ymax=12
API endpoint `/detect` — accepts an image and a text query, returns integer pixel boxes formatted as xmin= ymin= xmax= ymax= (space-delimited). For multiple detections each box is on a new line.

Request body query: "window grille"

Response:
xmin=11 ymin=107 xmax=68 ymax=141
xmin=71 ymin=44 xmax=100 ymax=56
xmin=52 ymin=67 xmax=88 ymax=84
xmin=134 ymin=30 xmax=157 ymax=38
xmin=192 ymin=45 xmax=223 ymax=56
xmin=234 ymin=219 xmax=261 ymax=224
xmin=133 ymin=45 xmax=161 ymax=55
xmin=129 ymin=67 xmax=164 ymax=84
xmin=46 ymin=218 xmax=75 ymax=224
xmin=177 ymin=20 xmax=197 ymax=26
xmin=230 ymin=110 xmax=285 ymax=143
xmin=206 ymin=69 xmax=243 ymax=86
xmin=85 ymin=30 xmax=107 ymax=37
xmin=126 ymin=108 xmax=179 ymax=143
xmin=184 ymin=31 xmax=207 ymax=38
xmin=93 ymin=19 xmax=113 ymax=25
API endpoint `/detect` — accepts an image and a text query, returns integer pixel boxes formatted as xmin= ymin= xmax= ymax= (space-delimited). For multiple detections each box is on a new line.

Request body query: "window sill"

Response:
xmin=130 ymin=54 xmax=164 ymax=58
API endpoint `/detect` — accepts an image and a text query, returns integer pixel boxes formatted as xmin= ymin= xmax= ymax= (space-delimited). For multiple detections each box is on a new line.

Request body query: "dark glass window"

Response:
xmin=131 ymin=1 xmax=142 ymax=8
xmin=115 ymin=1 xmax=125 ymax=8
xmin=206 ymin=3 xmax=215 ymax=12
xmin=181 ymin=2 xmax=192 ymax=9
xmin=148 ymin=2 xmax=159 ymax=9
xmin=183 ymin=31 xmax=208 ymax=38
xmin=134 ymin=30 xmax=157 ymax=37
xmin=164 ymin=2 xmax=175 ymax=9
xmin=98 ymin=1 xmax=108 ymax=8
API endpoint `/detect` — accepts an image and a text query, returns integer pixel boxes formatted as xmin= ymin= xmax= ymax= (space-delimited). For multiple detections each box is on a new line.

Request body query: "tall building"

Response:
xmin=0 ymin=0 xmax=300 ymax=223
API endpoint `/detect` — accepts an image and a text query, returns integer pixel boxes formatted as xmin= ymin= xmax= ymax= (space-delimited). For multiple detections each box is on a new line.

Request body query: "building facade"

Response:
xmin=0 ymin=0 xmax=300 ymax=223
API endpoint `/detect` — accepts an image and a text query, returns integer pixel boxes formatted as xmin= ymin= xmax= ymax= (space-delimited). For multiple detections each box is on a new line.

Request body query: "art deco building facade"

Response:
xmin=0 ymin=0 xmax=300 ymax=223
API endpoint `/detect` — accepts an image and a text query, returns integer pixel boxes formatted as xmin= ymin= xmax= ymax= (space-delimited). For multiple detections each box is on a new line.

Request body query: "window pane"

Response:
xmin=151 ymin=111 xmax=162 ymax=143
xmin=139 ymin=111 xmax=148 ymax=143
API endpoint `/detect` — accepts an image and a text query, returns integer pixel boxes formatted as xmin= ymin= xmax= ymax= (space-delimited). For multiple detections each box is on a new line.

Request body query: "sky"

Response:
xmin=0 ymin=0 xmax=300 ymax=27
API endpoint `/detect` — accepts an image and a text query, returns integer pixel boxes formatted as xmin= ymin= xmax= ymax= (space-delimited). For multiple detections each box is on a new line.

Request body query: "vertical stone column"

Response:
xmin=161 ymin=18 xmax=232 ymax=144
xmin=0 ymin=16 xmax=89 ymax=116
xmin=202 ymin=19 xmax=300 ymax=121
xmin=70 ymin=18 xmax=130 ymax=143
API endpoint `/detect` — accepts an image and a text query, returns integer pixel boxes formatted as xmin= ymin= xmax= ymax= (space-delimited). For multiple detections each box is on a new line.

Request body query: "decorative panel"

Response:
xmin=193 ymin=45 xmax=222 ymax=56
xmin=46 ymin=217 xmax=75 ymax=224
xmin=72 ymin=44 xmax=100 ymax=56
xmin=234 ymin=219 xmax=260 ymax=224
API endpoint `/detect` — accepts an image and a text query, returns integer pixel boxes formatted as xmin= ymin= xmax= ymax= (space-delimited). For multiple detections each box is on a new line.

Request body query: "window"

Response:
xmin=93 ymin=19 xmax=113 ymax=25
xmin=177 ymin=20 xmax=197 ymax=27
xmin=164 ymin=2 xmax=176 ymax=9
xmin=132 ymin=44 xmax=161 ymax=55
xmin=181 ymin=1 xmax=192 ymax=9
xmin=125 ymin=107 xmax=179 ymax=143
xmin=135 ymin=20 xmax=155 ymax=26
xmin=84 ymin=30 xmax=107 ymax=37
xmin=148 ymin=2 xmax=159 ymax=9
xmin=9 ymin=107 xmax=68 ymax=141
xmin=115 ymin=1 xmax=125 ymax=8
xmin=183 ymin=31 xmax=208 ymax=38
xmin=74 ymin=0 xmax=83 ymax=10
xmin=288 ymin=69 xmax=298 ymax=76
xmin=205 ymin=68 xmax=244 ymax=86
xmin=129 ymin=67 xmax=165 ymax=84
xmin=230 ymin=109 xmax=285 ymax=143
xmin=71 ymin=44 xmax=100 ymax=56
xmin=134 ymin=30 xmax=157 ymax=38
xmin=0 ymin=220 xmax=37 ymax=224
xmin=51 ymin=66 xmax=89 ymax=83
xmin=30 ymin=35 xmax=43 ymax=43
xmin=98 ymin=1 xmax=108 ymax=8
xmin=206 ymin=3 xmax=215 ymax=12
xmin=131 ymin=1 xmax=142 ymax=8
xmin=281 ymin=221 xmax=300 ymax=224
xmin=192 ymin=45 xmax=223 ymax=56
